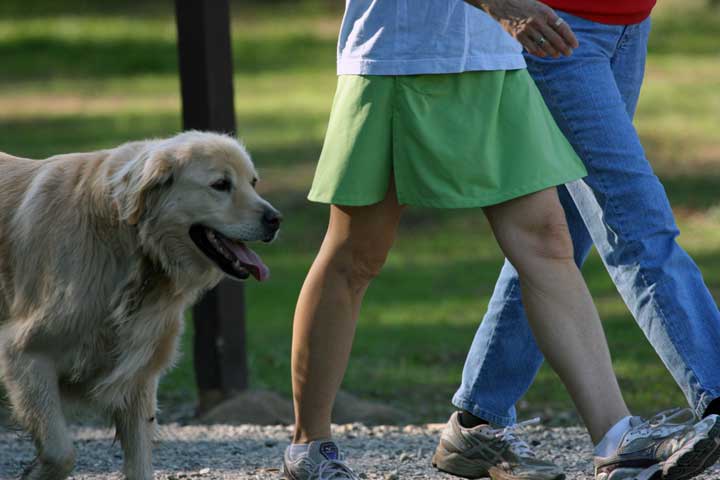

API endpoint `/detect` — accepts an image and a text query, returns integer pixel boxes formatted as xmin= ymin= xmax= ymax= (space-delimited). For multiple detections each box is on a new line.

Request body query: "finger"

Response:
xmin=516 ymin=31 xmax=546 ymax=57
xmin=535 ymin=22 xmax=572 ymax=56
xmin=525 ymin=26 xmax=559 ymax=58
xmin=516 ymin=31 xmax=545 ymax=57
xmin=548 ymin=14 xmax=579 ymax=49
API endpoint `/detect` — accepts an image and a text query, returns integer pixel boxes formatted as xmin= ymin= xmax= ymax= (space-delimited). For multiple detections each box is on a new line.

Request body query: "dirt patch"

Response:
xmin=195 ymin=390 xmax=408 ymax=426
xmin=196 ymin=390 xmax=293 ymax=425
xmin=332 ymin=390 xmax=408 ymax=425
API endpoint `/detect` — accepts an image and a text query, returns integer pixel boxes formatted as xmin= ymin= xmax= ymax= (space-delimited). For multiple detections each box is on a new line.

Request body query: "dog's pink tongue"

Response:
xmin=227 ymin=242 xmax=270 ymax=281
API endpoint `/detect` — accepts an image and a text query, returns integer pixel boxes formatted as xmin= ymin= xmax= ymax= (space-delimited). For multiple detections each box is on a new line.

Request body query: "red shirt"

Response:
xmin=544 ymin=1 xmax=657 ymax=25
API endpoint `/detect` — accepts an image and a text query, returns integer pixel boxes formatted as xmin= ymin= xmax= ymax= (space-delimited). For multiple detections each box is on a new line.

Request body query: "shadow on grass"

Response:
xmin=649 ymin=9 xmax=720 ymax=56
xmin=0 ymin=0 xmax=169 ymax=16
xmin=0 ymin=0 xmax=339 ymax=17
xmin=0 ymin=114 xmax=183 ymax=157
xmin=0 ymin=113 xmax=325 ymax=167
xmin=662 ymin=175 xmax=720 ymax=211
xmin=0 ymin=30 xmax=334 ymax=85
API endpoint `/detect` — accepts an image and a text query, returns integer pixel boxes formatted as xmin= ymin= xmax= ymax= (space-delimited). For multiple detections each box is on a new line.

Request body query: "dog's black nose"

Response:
xmin=263 ymin=209 xmax=282 ymax=230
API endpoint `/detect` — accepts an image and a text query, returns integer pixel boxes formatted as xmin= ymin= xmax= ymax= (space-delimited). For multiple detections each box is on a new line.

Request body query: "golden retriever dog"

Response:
xmin=0 ymin=131 xmax=281 ymax=479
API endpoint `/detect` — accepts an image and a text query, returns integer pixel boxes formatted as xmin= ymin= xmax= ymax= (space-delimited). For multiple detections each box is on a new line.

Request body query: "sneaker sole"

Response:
xmin=431 ymin=443 xmax=491 ymax=479
xmin=662 ymin=415 xmax=720 ymax=480
xmin=283 ymin=463 xmax=300 ymax=480
xmin=431 ymin=444 xmax=565 ymax=480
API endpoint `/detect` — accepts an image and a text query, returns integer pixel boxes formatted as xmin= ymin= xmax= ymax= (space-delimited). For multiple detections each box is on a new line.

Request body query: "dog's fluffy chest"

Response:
xmin=61 ymin=294 xmax=186 ymax=409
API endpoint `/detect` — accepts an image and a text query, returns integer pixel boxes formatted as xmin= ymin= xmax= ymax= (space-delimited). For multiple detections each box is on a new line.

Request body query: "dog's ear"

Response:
xmin=115 ymin=148 xmax=175 ymax=225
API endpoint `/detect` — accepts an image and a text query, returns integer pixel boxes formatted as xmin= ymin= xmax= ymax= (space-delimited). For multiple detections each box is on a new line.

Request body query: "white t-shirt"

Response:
xmin=337 ymin=0 xmax=526 ymax=75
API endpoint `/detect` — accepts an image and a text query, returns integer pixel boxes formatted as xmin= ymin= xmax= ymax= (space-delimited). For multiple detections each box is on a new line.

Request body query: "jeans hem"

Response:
xmin=451 ymin=393 xmax=516 ymax=427
xmin=696 ymin=391 xmax=720 ymax=418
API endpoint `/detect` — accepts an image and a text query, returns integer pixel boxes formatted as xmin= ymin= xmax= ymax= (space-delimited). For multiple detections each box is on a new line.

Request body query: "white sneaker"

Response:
xmin=283 ymin=440 xmax=359 ymax=480
xmin=594 ymin=410 xmax=720 ymax=480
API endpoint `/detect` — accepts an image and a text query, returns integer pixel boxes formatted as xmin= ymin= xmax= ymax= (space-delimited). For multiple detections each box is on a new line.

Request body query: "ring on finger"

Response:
xmin=554 ymin=17 xmax=565 ymax=27
xmin=535 ymin=35 xmax=547 ymax=46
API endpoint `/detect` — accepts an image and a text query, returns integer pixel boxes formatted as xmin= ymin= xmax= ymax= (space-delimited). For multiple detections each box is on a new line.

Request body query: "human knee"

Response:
xmin=517 ymin=210 xmax=575 ymax=262
xmin=348 ymin=246 xmax=389 ymax=286
xmin=332 ymin=242 xmax=390 ymax=290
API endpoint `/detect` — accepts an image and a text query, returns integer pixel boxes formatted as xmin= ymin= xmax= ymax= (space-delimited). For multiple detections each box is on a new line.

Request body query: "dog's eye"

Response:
xmin=211 ymin=179 xmax=232 ymax=192
xmin=251 ymin=177 xmax=258 ymax=188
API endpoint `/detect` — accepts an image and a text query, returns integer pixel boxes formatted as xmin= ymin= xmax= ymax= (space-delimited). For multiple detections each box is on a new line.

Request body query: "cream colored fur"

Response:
xmin=0 ymin=131 xmax=279 ymax=480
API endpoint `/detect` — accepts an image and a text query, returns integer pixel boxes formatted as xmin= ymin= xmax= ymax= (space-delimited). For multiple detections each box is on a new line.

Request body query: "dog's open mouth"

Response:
xmin=189 ymin=225 xmax=269 ymax=281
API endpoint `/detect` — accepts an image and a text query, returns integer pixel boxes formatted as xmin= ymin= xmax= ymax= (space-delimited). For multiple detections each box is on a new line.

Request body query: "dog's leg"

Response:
xmin=114 ymin=378 xmax=158 ymax=480
xmin=4 ymin=353 xmax=75 ymax=480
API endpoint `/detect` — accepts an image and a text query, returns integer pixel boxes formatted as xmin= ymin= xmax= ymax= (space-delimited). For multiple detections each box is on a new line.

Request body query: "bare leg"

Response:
xmin=483 ymin=188 xmax=630 ymax=443
xmin=113 ymin=378 xmax=158 ymax=480
xmin=292 ymin=181 xmax=404 ymax=443
xmin=3 ymin=353 xmax=76 ymax=480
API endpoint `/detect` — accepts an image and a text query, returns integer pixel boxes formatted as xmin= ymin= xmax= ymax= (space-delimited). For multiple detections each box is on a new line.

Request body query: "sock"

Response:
xmin=593 ymin=416 xmax=633 ymax=457
xmin=288 ymin=439 xmax=337 ymax=461
xmin=459 ymin=410 xmax=490 ymax=428
xmin=704 ymin=398 xmax=720 ymax=418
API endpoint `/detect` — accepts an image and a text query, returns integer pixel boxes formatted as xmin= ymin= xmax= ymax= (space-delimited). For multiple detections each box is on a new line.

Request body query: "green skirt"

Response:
xmin=308 ymin=70 xmax=587 ymax=208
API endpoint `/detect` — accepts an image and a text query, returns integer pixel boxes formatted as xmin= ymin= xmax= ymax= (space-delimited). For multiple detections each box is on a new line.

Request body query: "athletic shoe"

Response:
xmin=432 ymin=411 xmax=565 ymax=479
xmin=283 ymin=440 xmax=359 ymax=480
xmin=594 ymin=410 xmax=720 ymax=480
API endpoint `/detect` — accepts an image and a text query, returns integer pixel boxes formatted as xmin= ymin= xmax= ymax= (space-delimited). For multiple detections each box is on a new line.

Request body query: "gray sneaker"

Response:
xmin=432 ymin=411 xmax=565 ymax=479
xmin=283 ymin=440 xmax=359 ymax=480
xmin=594 ymin=410 xmax=720 ymax=480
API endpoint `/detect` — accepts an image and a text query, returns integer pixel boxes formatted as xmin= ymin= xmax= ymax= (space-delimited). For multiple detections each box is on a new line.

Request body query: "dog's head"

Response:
xmin=112 ymin=131 xmax=281 ymax=284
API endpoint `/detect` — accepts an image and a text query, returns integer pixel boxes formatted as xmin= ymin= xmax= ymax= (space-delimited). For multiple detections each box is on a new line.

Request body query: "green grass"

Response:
xmin=0 ymin=0 xmax=718 ymax=423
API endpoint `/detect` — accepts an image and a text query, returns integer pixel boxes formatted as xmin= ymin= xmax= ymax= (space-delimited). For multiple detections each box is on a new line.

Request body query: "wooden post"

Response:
xmin=174 ymin=0 xmax=249 ymax=413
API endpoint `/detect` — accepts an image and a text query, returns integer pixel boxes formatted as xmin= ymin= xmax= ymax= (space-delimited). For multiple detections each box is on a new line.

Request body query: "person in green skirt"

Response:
xmin=280 ymin=1 xmax=720 ymax=479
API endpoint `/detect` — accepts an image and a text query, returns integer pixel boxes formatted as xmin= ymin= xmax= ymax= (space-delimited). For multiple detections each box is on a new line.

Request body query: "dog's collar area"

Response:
xmin=124 ymin=258 xmax=162 ymax=317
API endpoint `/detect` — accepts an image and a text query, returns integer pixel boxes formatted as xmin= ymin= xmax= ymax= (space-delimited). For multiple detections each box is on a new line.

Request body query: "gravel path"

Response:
xmin=2 ymin=423 xmax=719 ymax=479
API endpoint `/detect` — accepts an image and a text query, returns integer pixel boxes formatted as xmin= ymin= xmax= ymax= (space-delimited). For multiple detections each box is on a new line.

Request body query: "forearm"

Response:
xmin=464 ymin=0 xmax=527 ymax=16
xmin=462 ymin=0 xmax=491 ymax=14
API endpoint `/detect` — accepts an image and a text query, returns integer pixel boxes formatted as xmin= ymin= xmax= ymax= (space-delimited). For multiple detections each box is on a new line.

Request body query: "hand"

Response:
xmin=468 ymin=0 xmax=579 ymax=57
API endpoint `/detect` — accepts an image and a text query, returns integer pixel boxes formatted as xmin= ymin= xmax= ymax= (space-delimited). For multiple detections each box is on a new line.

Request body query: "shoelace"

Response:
xmin=493 ymin=417 xmax=541 ymax=458
xmin=646 ymin=407 xmax=696 ymax=427
xmin=631 ymin=408 xmax=696 ymax=436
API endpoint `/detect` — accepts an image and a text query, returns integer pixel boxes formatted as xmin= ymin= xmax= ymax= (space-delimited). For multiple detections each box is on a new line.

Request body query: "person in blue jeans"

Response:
xmin=433 ymin=3 xmax=720 ymax=480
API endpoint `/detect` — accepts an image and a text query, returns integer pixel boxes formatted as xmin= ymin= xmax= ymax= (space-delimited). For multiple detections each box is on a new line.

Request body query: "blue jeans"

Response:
xmin=452 ymin=12 xmax=720 ymax=426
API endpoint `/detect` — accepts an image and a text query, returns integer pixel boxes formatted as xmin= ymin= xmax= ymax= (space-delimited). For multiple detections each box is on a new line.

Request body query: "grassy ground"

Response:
xmin=0 ymin=0 xmax=718 ymax=423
